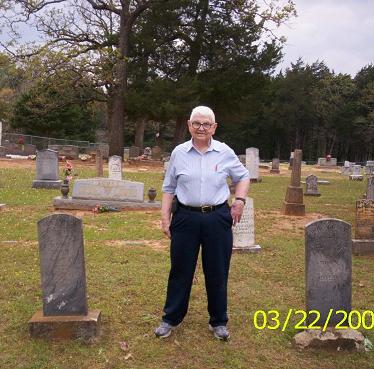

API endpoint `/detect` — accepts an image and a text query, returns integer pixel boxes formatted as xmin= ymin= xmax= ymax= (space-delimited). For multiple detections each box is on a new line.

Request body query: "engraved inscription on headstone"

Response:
xmin=232 ymin=197 xmax=260 ymax=252
xmin=38 ymin=214 xmax=88 ymax=316
xmin=366 ymin=176 xmax=374 ymax=200
xmin=304 ymin=175 xmax=321 ymax=196
xmin=108 ymin=155 xmax=122 ymax=180
xmin=305 ymin=219 xmax=351 ymax=326
xmin=355 ymin=200 xmax=374 ymax=239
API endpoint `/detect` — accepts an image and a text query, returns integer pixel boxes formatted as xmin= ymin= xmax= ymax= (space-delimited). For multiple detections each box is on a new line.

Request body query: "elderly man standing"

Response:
xmin=155 ymin=106 xmax=250 ymax=340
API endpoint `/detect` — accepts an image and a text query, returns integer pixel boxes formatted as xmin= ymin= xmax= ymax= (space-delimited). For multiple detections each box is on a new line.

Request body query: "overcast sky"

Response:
xmin=275 ymin=0 xmax=374 ymax=76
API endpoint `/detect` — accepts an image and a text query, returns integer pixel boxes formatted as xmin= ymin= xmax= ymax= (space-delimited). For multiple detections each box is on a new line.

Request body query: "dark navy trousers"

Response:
xmin=162 ymin=204 xmax=233 ymax=327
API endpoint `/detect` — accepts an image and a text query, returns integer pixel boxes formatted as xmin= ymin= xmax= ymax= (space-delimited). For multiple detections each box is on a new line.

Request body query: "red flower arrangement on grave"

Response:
xmin=18 ymin=136 xmax=25 ymax=145
xmin=64 ymin=160 xmax=73 ymax=182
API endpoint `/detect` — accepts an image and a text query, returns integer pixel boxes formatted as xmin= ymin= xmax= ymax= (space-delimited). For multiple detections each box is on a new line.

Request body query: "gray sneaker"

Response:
xmin=209 ymin=324 xmax=230 ymax=341
xmin=154 ymin=321 xmax=176 ymax=338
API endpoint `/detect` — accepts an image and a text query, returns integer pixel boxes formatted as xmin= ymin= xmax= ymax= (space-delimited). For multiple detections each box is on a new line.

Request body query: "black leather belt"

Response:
xmin=178 ymin=201 xmax=227 ymax=213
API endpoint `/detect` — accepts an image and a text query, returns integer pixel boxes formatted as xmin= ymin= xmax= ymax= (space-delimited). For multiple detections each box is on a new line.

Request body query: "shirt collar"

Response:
xmin=186 ymin=138 xmax=221 ymax=153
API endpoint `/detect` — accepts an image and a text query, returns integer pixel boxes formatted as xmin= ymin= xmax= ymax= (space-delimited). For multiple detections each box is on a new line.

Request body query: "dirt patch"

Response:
xmin=256 ymin=209 xmax=325 ymax=235
xmin=105 ymin=239 xmax=168 ymax=251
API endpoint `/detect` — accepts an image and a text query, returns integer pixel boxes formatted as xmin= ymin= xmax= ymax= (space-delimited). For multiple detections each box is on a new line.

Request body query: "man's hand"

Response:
xmin=161 ymin=217 xmax=171 ymax=239
xmin=230 ymin=199 xmax=245 ymax=226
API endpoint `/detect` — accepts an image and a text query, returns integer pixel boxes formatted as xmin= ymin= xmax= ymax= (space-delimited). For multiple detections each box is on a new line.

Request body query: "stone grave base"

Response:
xmin=233 ymin=245 xmax=261 ymax=253
xmin=293 ymin=328 xmax=365 ymax=352
xmin=29 ymin=309 xmax=101 ymax=342
xmin=250 ymin=178 xmax=262 ymax=183
xmin=53 ymin=196 xmax=161 ymax=211
xmin=281 ymin=201 xmax=306 ymax=216
xmin=349 ymin=175 xmax=363 ymax=181
xmin=304 ymin=192 xmax=321 ymax=197
xmin=32 ymin=180 xmax=62 ymax=189
xmin=270 ymin=169 xmax=280 ymax=174
xmin=352 ymin=239 xmax=374 ymax=255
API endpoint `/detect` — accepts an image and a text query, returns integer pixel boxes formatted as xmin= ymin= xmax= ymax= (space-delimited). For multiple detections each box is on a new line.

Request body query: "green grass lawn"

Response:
xmin=0 ymin=164 xmax=373 ymax=369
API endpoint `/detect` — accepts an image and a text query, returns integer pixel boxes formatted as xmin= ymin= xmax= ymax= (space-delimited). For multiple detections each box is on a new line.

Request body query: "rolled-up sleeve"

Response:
xmin=227 ymin=149 xmax=249 ymax=183
xmin=162 ymin=150 xmax=177 ymax=194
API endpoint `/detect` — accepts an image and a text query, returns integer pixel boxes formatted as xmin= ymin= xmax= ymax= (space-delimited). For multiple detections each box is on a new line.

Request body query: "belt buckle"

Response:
xmin=201 ymin=205 xmax=212 ymax=213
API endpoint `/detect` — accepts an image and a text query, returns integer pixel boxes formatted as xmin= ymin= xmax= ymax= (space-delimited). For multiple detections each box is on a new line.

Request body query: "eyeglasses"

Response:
xmin=191 ymin=121 xmax=215 ymax=130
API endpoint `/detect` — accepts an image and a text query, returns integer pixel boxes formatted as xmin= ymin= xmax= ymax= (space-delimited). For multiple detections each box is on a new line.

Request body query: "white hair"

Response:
xmin=189 ymin=106 xmax=215 ymax=122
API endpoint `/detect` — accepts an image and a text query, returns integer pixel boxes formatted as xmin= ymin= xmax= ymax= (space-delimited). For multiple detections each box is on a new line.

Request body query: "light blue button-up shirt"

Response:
xmin=163 ymin=138 xmax=249 ymax=206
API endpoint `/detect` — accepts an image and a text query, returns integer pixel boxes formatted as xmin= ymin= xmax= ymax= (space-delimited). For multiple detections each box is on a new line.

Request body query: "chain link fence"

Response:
xmin=2 ymin=132 xmax=108 ymax=153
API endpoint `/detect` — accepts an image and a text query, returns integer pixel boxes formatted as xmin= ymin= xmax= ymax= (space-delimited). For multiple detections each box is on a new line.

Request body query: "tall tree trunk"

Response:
xmin=108 ymin=7 xmax=129 ymax=157
xmin=172 ymin=116 xmax=188 ymax=146
xmin=134 ymin=117 xmax=146 ymax=148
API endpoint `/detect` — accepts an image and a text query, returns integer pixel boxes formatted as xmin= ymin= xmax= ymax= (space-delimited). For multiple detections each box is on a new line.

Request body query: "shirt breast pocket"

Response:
xmin=213 ymin=170 xmax=227 ymax=188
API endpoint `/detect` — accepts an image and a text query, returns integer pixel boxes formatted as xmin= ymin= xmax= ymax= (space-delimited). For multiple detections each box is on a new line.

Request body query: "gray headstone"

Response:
xmin=48 ymin=145 xmax=79 ymax=159
xmin=270 ymin=158 xmax=280 ymax=173
xmin=152 ymin=146 xmax=162 ymax=160
xmin=366 ymin=176 xmax=374 ymax=200
xmin=123 ymin=147 xmax=130 ymax=161
xmin=305 ymin=219 xmax=351 ymax=326
xmin=305 ymin=175 xmax=321 ymax=196
xmin=35 ymin=149 xmax=59 ymax=180
xmin=72 ymin=178 xmax=144 ymax=202
xmin=317 ymin=158 xmax=337 ymax=166
xmin=352 ymin=165 xmax=361 ymax=176
xmin=245 ymin=147 xmax=260 ymax=180
xmin=366 ymin=161 xmax=374 ymax=175
xmin=108 ymin=155 xmax=123 ymax=180
xmin=38 ymin=214 xmax=88 ymax=316
xmin=129 ymin=146 xmax=140 ymax=158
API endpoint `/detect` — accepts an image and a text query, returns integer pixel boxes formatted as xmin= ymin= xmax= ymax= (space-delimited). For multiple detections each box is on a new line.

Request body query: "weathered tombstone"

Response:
xmin=237 ymin=154 xmax=246 ymax=165
xmin=245 ymin=147 xmax=261 ymax=182
xmin=32 ymin=149 xmax=62 ymax=189
xmin=341 ymin=161 xmax=351 ymax=176
xmin=129 ymin=146 xmax=140 ymax=158
xmin=288 ymin=151 xmax=294 ymax=170
xmin=270 ymin=158 xmax=280 ymax=174
xmin=366 ymin=176 xmax=374 ymax=200
xmin=95 ymin=149 xmax=103 ymax=177
xmin=3 ymin=142 xmax=36 ymax=156
xmin=317 ymin=157 xmax=337 ymax=167
xmin=53 ymin=178 xmax=161 ymax=210
xmin=163 ymin=160 xmax=170 ymax=179
xmin=28 ymin=214 xmax=101 ymax=341
xmin=281 ymin=149 xmax=305 ymax=215
xmin=152 ymin=146 xmax=162 ymax=160
xmin=305 ymin=219 xmax=351 ymax=326
xmin=232 ymin=197 xmax=261 ymax=252
xmin=48 ymin=144 xmax=79 ymax=159
xmin=365 ymin=160 xmax=374 ymax=175
xmin=304 ymin=175 xmax=321 ymax=196
xmin=108 ymin=155 xmax=123 ymax=180
xmin=293 ymin=219 xmax=365 ymax=351
xmin=123 ymin=147 xmax=130 ymax=161
xmin=352 ymin=199 xmax=374 ymax=255
xmin=349 ymin=165 xmax=363 ymax=181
